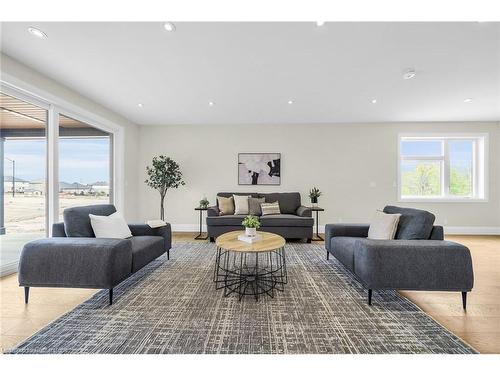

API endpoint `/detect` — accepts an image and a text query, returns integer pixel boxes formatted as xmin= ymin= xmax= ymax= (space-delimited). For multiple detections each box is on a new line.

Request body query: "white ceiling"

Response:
xmin=1 ymin=22 xmax=499 ymax=125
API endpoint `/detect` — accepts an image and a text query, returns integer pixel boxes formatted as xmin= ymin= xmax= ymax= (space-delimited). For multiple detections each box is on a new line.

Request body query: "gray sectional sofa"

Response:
xmin=18 ymin=204 xmax=171 ymax=305
xmin=207 ymin=192 xmax=313 ymax=242
xmin=325 ymin=206 xmax=474 ymax=308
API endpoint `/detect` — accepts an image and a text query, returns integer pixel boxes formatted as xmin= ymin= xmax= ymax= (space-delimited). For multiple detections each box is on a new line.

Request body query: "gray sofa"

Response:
xmin=325 ymin=206 xmax=474 ymax=308
xmin=18 ymin=204 xmax=171 ymax=305
xmin=207 ymin=192 xmax=313 ymax=242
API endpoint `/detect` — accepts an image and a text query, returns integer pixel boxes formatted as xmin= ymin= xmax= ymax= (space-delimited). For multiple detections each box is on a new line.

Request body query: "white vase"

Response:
xmin=245 ymin=227 xmax=257 ymax=237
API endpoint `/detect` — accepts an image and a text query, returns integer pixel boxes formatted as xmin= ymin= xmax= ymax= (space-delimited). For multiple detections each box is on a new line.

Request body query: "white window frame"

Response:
xmin=1 ymin=76 xmax=125 ymax=235
xmin=398 ymin=133 xmax=488 ymax=203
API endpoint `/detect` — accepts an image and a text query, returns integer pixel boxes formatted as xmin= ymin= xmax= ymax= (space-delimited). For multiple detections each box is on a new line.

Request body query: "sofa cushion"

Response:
xmin=129 ymin=236 xmax=165 ymax=273
xmin=206 ymin=215 xmax=247 ymax=226
xmin=248 ymin=197 xmax=265 ymax=215
xmin=367 ymin=211 xmax=401 ymax=240
xmin=383 ymin=206 xmax=435 ymax=240
xmin=89 ymin=212 xmax=132 ymax=239
xmin=233 ymin=195 xmax=250 ymax=215
xmin=261 ymin=202 xmax=281 ymax=216
xmin=328 ymin=237 xmax=359 ymax=272
xmin=262 ymin=192 xmax=301 ymax=214
xmin=260 ymin=214 xmax=313 ymax=227
xmin=217 ymin=196 xmax=235 ymax=215
xmin=63 ymin=204 xmax=116 ymax=237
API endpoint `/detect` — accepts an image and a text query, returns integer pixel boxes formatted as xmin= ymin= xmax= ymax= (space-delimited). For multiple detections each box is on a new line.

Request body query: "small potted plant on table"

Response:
xmin=242 ymin=215 xmax=261 ymax=237
xmin=199 ymin=196 xmax=209 ymax=209
xmin=309 ymin=187 xmax=322 ymax=207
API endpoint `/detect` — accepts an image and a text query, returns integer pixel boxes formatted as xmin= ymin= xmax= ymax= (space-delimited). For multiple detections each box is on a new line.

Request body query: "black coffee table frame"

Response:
xmin=213 ymin=246 xmax=287 ymax=301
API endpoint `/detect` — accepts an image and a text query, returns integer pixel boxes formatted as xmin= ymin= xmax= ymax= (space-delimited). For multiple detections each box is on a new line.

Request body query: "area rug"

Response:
xmin=7 ymin=242 xmax=476 ymax=354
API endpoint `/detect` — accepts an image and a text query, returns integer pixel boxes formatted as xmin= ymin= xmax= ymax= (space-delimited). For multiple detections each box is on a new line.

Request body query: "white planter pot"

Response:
xmin=245 ymin=227 xmax=257 ymax=237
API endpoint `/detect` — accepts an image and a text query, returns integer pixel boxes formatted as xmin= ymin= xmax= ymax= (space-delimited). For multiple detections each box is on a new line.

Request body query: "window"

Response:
xmin=58 ymin=114 xmax=113 ymax=221
xmin=399 ymin=135 xmax=487 ymax=201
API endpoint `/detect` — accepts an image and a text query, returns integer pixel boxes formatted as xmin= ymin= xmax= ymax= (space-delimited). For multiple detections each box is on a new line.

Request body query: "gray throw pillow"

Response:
xmin=248 ymin=197 xmax=265 ymax=216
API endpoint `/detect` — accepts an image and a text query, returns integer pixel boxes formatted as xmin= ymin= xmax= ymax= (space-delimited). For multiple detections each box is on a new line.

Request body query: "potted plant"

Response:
xmin=241 ymin=215 xmax=261 ymax=237
xmin=309 ymin=187 xmax=322 ymax=207
xmin=199 ymin=196 xmax=209 ymax=209
xmin=145 ymin=155 xmax=185 ymax=221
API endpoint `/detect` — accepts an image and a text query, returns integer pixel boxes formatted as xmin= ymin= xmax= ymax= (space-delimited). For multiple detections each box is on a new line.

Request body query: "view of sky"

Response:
xmin=401 ymin=140 xmax=473 ymax=171
xmin=3 ymin=137 xmax=110 ymax=184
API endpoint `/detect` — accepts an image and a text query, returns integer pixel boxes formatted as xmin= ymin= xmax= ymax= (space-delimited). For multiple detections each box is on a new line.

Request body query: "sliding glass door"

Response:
xmin=0 ymin=88 xmax=115 ymax=276
xmin=0 ymin=92 xmax=48 ymax=275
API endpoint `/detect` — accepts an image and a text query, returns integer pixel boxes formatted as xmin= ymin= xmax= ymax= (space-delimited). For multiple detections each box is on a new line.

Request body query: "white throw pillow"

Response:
xmin=233 ymin=195 xmax=250 ymax=215
xmin=368 ymin=211 xmax=401 ymax=240
xmin=89 ymin=212 xmax=132 ymax=239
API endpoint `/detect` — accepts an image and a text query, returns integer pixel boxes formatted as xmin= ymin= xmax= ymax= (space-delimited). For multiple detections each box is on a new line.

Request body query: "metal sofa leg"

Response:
xmin=368 ymin=289 xmax=372 ymax=305
xmin=326 ymin=251 xmax=330 ymax=260
xmin=462 ymin=291 xmax=467 ymax=310
xmin=24 ymin=287 xmax=30 ymax=304
xmin=209 ymin=237 xmax=215 ymax=243
xmin=167 ymin=249 xmax=170 ymax=260
xmin=306 ymin=238 xmax=312 ymax=243
xmin=109 ymin=288 xmax=113 ymax=305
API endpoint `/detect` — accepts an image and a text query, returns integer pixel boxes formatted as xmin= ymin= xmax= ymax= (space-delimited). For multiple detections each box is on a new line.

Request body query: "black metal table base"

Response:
xmin=213 ymin=247 xmax=287 ymax=301
xmin=195 ymin=208 xmax=208 ymax=240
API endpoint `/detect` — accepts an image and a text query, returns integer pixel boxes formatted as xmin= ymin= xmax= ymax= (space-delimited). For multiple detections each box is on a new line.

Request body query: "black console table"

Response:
xmin=310 ymin=206 xmax=325 ymax=241
xmin=194 ymin=207 xmax=208 ymax=240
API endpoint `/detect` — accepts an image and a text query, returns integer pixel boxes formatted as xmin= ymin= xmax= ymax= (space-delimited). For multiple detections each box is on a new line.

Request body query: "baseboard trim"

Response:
xmin=443 ymin=226 xmax=500 ymax=235
xmin=171 ymin=224 xmax=500 ymax=236
xmin=171 ymin=224 xmax=207 ymax=232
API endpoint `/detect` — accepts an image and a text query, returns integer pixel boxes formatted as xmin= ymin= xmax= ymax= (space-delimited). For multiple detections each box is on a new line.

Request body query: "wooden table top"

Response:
xmin=216 ymin=231 xmax=285 ymax=253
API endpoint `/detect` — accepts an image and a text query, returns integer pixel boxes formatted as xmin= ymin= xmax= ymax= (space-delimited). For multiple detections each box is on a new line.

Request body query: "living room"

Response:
xmin=1 ymin=0 xmax=499 ymax=373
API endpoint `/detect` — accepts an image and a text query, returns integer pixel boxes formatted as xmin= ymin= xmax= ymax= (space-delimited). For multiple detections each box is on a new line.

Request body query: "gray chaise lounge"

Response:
xmin=325 ymin=206 xmax=474 ymax=308
xmin=207 ymin=192 xmax=313 ymax=242
xmin=18 ymin=204 xmax=171 ymax=305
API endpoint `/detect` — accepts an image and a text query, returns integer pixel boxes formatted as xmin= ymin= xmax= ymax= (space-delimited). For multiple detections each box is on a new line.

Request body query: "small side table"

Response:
xmin=310 ymin=207 xmax=325 ymax=241
xmin=194 ymin=207 xmax=209 ymax=240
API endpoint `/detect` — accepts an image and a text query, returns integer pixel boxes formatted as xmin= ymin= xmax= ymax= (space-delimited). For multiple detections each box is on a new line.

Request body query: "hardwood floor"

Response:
xmin=1 ymin=233 xmax=498 ymax=353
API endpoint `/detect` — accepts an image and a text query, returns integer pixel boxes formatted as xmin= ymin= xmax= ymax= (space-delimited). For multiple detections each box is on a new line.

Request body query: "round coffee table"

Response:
xmin=214 ymin=231 xmax=287 ymax=301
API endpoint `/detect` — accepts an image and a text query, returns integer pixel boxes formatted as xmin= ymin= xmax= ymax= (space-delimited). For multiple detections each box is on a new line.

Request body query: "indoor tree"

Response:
xmin=145 ymin=155 xmax=185 ymax=221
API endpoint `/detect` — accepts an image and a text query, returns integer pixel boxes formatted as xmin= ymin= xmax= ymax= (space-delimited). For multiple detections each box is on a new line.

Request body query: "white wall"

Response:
xmin=138 ymin=122 xmax=500 ymax=233
xmin=0 ymin=53 xmax=141 ymax=220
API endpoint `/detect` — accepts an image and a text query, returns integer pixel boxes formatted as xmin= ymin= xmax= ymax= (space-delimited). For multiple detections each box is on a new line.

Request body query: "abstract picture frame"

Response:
xmin=238 ymin=153 xmax=281 ymax=185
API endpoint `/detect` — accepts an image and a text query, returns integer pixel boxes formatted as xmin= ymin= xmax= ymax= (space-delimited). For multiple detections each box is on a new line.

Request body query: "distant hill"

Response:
xmin=4 ymin=176 xmax=28 ymax=183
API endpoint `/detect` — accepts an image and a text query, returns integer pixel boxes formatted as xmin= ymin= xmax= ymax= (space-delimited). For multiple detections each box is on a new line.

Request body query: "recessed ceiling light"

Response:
xmin=163 ymin=22 xmax=176 ymax=32
xmin=403 ymin=69 xmax=416 ymax=80
xmin=28 ymin=27 xmax=48 ymax=39
xmin=464 ymin=98 xmax=473 ymax=103
xmin=138 ymin=103 xmax=144 ymax=108
xmin=371 ymin=99 xmax=377 ymax=104
xmin=208 ymin=101 xmax=214 ymax=107
xmin=316 ymin=21 xmax=325 ymax=27
xmin=288 ymin=100 xmax=294 ymax=105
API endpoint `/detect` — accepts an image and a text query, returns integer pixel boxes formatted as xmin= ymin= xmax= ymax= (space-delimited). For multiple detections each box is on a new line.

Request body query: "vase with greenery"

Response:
xmin=309 ymin=187 xmax=322 ymax=206
xmin=145 ymin=155 xmax=185 ymax=221
xmin=241 ymin=215 xmax=261 ymax=237
xmin=199 ymin=196 xmax=209 ymax=209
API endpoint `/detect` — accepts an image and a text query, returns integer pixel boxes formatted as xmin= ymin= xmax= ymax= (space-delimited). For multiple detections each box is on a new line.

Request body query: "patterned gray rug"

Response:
xmin=8 ymin=242 xmax=475 ymax=354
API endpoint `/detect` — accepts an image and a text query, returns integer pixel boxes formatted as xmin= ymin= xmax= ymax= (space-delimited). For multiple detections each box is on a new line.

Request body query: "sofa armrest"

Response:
xmin=207 ymin=205 xmax=220 ymax=217
xmin=353 ymin=239 xmax=474 ymax=291
xmin=52 ymin=222 xmax=66 ymax=237
xmin=429 ymin=225 xmax=444 ymax=240
xmin=325 ymin=224 xmax=369 ymax=250
xmin=296 ymin=206 xmax=312 ymax=217
xmin=128 ymin=223 xmax=172 ymax=251
xmin=18 ymin=238 xmax=132 ymax=289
